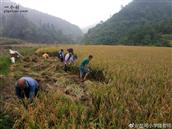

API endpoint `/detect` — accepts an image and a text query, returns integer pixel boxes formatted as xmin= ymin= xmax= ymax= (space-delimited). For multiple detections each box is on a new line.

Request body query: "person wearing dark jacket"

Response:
xmin=57 ymin=49 xmax=64 ymax=62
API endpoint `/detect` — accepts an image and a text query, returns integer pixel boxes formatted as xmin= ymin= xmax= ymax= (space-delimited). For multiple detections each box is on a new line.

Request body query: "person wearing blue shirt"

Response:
xmin=15 ymin=76 xmax=39 ymax=100
xmin=58 ymin=49 xmax=64 ymax=62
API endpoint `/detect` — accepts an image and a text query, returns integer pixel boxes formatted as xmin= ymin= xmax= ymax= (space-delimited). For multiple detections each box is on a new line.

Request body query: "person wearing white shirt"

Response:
xmin=9 ymin=49 xmax=23 ymax=63
xmin=64 ymin=51 xmax=77 ymax=72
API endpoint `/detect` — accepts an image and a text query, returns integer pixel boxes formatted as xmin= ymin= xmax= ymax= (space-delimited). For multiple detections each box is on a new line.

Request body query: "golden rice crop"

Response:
xmin=3 ymin=45 xmax=172 ymax=129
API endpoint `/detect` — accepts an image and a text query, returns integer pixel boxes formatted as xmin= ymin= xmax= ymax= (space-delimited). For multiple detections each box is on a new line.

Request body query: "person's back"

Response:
xmin=15 ymin=76 xmax=39 ymax=100
xmin=20 ymin=77 xmax=38 ymax=89
xmin=64 ymin=52 xmax=75 ymax=72
xmin=80 ymin=57 xmax=89 ymax=68
xmin=64 ymin=53 xmax=71 ymax=63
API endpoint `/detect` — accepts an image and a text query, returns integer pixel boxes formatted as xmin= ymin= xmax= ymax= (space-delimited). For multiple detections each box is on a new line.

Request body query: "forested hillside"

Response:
xmin=83 ymin=0 xmax=172 ymax=46
xmin=0 ymin=1 xmax=83 ymax=43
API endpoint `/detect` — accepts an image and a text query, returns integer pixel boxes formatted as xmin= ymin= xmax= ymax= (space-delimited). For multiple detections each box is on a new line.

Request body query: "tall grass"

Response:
xmin=0 ymin=56 xmax=14 ymax=129
xmin=0 ymin=56 xmax=11 ymax=75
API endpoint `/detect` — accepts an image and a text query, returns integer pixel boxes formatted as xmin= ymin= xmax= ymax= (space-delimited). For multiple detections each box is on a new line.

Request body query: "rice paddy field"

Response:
xmin=0 ymin=45 xmax=172 ymax=129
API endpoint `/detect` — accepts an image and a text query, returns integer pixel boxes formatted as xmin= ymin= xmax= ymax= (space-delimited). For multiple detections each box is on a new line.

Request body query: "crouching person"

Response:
xmin=15 ymin=76 xmax=39 ymax=102
xmin=79 ymin=55 xmax=93 ymax=82
xmin=42 ymin=52 xmax=49 ymax=59
xmin=9 ymin=49 xmax=23 ymax=64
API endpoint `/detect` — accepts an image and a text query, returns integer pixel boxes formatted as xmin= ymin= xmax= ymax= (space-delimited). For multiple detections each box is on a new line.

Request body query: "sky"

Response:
xmin=10 ymin=0 xmax=132 ymax=28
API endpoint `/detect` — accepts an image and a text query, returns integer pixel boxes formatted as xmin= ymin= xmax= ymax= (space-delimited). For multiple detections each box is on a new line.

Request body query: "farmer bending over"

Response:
xmin=15 ymin=76 xmax=39 ymax=101
xmin=9 ymin=49 xmax=23 ymax=63
xmin=42 ymin=52 xmax=49 ymax=59
xmin=79 ymin=55 xmax=93 ymax=82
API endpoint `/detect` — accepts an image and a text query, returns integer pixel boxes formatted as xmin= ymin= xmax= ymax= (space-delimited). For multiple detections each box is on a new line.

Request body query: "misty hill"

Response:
xmin=83 ymin=0 xmax=172 ymax=46
xmin=82 ymin=24 xmax=96 ymax=34
xmin=0 ymin=1 xmax=83 ymax=43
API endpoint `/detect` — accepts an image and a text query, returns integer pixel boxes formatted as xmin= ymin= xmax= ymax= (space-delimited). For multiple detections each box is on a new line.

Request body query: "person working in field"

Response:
xmin=15 ymin=76 xmax=39 ymax=101
xmin=64 ymin=48 xmax=77 ymax=72
xmin=42 ymin=52 xmax=49 ymax=59
xmin=57 ymin=49 xmax=64 ymax=62
xmin=9 ymin=49 xmax=23 ymax=63
xmin=79 ymin=55 xmax=93 ymax=82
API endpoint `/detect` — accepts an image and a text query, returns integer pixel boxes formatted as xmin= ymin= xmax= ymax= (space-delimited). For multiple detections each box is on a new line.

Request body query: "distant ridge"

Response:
xmin=83 ymin=0 xmax=172 ymax=46
xmin=0 ymin=1 xmax=83 ymax=43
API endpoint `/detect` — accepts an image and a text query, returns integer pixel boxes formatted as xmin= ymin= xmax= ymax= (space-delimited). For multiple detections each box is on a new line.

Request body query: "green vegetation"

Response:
xmin=0 ymin=113 xmax=14 ymax=129
xmin=0 ymin=56 xmax=10 ymax=75
xmin=0 ymin=47 xmax=36 ymax=75
xmin=0 ymin=54 xmax=13 ymax=129
xmin=83 ymin=0 xmax=172 ymax=46
xmin=162 ymin=34 xmax=172 ymax=46
xmin=0 ymin=46 xmax=38 ymax=129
